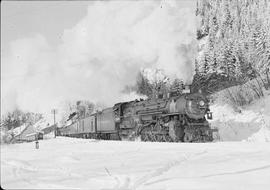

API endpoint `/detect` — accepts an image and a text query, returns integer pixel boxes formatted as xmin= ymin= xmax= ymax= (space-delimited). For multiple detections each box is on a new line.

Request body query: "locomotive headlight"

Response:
xmin=199 ymin=100 xmax=205 ymax=106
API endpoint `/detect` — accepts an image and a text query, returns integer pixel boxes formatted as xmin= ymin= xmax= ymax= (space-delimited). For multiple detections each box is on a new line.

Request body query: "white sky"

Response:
xmin=1 ymin=1 xmax=90 ymax=57
xmin=1 ymin=0 xmax=195 ymax=51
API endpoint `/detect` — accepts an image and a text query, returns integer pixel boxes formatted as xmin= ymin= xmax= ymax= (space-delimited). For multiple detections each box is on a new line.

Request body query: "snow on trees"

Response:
xmin=195 ymin=0 xmax=270 ymax=93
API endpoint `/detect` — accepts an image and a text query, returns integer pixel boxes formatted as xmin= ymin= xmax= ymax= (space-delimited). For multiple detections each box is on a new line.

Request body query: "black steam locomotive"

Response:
xmin=58 ymin=85 xmax=216 ymax=142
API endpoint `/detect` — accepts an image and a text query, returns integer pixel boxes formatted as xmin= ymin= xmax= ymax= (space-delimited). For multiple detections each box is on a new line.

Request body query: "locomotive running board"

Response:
xmin=161 ymin=112 xmax=181 ymax=117
xmin=138 ymin=112 xmax=181 ymax=117
xmin=138 ymin=111 xmax=163 ymax=116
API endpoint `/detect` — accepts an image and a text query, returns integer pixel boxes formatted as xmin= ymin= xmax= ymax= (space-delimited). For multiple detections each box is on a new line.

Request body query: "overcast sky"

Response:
xmin=1 ymin=1 xmax=90 ymax=57
xmin=2 ymin=0 xmax=195 ymax=53
xmin=1 ymin=0 xmax=196 ymax=117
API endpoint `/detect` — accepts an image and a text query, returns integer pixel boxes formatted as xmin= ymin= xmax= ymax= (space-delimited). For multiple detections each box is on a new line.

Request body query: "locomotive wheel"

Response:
xmin=183 ymin=133 xmax=192 ymax=142
xmin=164 ymin=135 xmax=172 ymax=142
xmin=161 ymin=135 xmax=167 ymax=142
xmin=147 ymin=134 xmax=152 ymax=141
xmin=141 ymin=133 xmax=150 ymax=142
xmin=149 ymin=134 xmax=154 ymax=142
xmin=141 ymin=134 xmax=147 ymax=141
xmin=157 ymin=135 xmax=163 ymax=142
xmin=152 ymin=134 xmax=158 ymax=142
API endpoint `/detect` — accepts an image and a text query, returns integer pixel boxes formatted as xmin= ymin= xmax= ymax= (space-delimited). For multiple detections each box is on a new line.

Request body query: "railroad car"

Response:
xmin=58 ymin=111 xmax=119 ymax=140
xmin=58 ymin=85 xmax=216 ymax=142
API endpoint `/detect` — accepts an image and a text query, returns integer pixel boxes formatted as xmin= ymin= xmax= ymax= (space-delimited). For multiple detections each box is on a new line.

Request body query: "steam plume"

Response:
xmin=1 ymin=0 xmax=196 ymax=116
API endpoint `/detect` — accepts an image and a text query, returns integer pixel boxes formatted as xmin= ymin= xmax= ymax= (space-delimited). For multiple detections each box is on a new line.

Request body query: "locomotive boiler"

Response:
xmin=58 ymin=85 xmax=216 ymax=142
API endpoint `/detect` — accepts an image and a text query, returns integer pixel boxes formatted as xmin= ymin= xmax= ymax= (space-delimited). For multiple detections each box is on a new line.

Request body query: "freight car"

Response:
xmin=58 ymin=85 xmax=216 ymax=142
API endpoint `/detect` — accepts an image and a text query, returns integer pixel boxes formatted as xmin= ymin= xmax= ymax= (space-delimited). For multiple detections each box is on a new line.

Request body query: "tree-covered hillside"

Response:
xmin=194 ymin=0 xmax=270 ymax=94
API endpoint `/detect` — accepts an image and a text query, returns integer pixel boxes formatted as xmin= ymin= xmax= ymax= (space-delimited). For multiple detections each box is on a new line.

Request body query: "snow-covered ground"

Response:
xmin=1 ymin=137 xmax=270 ymax=190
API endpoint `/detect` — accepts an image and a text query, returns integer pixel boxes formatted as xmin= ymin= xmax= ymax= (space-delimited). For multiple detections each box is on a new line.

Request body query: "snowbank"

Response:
xmin=210 ymin=91 xmax=270 ymax=141
xmin=247 ymin=126 xmax=270 ymax=142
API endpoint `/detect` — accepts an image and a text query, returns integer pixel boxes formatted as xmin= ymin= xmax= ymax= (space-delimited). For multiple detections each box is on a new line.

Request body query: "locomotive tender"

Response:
xmin=58 ymin=85 xmax=215 ymax=142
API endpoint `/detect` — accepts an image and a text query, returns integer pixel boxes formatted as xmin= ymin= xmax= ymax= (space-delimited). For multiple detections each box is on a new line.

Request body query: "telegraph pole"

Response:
xmin=51 ymin=109 xmax=58 ymax=138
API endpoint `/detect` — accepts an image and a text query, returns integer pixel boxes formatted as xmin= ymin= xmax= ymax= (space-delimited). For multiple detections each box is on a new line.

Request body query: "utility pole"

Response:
xmin=51 ymin=109 xmax=58 ymax=138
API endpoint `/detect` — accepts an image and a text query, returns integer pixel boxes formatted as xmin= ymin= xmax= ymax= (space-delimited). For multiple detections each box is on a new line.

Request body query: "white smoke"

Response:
xmin=1 ymin=0 xmax=196 ymax=116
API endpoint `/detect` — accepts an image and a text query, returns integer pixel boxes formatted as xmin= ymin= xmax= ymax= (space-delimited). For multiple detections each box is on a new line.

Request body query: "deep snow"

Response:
xmin=1 ymin=137 xmax=270 ymax=190
xmin=209 ymin=91 xmax=270 ymax=142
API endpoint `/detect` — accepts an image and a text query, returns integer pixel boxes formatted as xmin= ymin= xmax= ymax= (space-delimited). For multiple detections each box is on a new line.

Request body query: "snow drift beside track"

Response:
xmin=210 ymin=91 xmax=270 ymax=142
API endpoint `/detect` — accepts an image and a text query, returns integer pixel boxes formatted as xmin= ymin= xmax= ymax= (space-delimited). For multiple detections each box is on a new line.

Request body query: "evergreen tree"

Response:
xmin=196 ymin=0 xmax=270 ymax=92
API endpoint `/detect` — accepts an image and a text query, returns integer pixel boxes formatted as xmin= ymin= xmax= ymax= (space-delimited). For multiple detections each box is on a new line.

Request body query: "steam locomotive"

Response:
xmin=58 ymin=85 xmax=216 ymax=142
